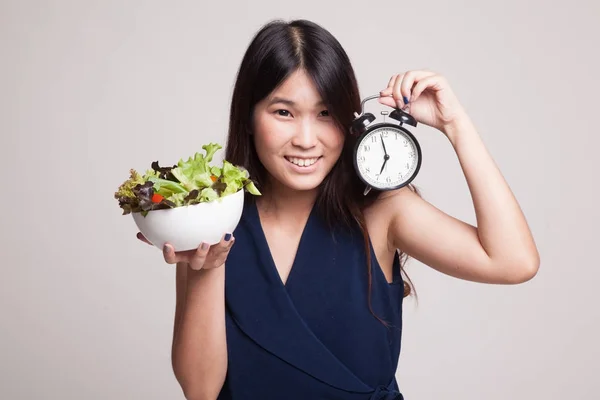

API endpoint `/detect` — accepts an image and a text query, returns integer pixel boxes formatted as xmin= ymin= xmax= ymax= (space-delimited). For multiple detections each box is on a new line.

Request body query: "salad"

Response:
xmin=115 ymin=142 xmax=260 ymax=216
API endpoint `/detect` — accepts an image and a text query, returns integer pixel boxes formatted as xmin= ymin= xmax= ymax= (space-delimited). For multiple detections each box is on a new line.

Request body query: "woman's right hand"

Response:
xmin=136 ymin=232 xmax=235 ymax=270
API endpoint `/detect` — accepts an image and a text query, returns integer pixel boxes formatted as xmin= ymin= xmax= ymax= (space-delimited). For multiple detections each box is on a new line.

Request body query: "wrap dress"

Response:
xmin=218 ymin=197 xmax=406 ymax=399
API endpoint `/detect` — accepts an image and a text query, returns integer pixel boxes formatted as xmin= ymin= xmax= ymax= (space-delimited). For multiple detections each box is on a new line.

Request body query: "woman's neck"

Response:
xmin=256 ymin=180 xmax=319 ymax=220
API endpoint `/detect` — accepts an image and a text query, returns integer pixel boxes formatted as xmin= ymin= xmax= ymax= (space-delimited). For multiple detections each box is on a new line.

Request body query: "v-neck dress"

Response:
xmin=217 ymin=196 xmax=406 ymax=400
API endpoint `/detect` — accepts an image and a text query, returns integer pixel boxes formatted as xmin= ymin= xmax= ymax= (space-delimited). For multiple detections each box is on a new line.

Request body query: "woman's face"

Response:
xmin=252 ymin=69 xmax=344 ymax=193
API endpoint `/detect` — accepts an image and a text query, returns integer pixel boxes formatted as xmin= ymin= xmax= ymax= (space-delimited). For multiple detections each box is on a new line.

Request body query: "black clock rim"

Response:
xmin=352 ymin=122 xmax=423 ymax=191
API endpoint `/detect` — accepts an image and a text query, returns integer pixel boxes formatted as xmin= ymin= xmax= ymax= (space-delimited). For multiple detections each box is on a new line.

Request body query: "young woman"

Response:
xmin=138 ymin=19 xmax=539 ymax=400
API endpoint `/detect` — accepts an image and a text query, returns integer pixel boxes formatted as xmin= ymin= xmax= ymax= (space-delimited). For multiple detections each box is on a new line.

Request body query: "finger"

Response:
xmin=163 ymin=243 xmax=179 ymax=264
xmin=189 ymin=242 xmax=210 ymax=270
xmin=212 ymin=234 xmax=236 ymax=268
xmin=411 ymin=74 xmax=445 ymax=103
xmin=386 ymin=74 xmax=398 ymax=92
xmin=222 ymin=233 xmax=235 ymax=248
xmin=400 ymin=70 xmax=436 ymax=103
xmin=203 ymin=234 xmax=235 ymax=269
xmin=380 ymin=74 xmax=400 ymax=96
xmin=380 ymin=74 xmax=401 ymax=96
xmin=136 ymin=232 xmax=153 ymax=246
xmin=213 ymin=233 xmax=236 ymax=258
xmin=377 ymin=95 xmax=397 ymax=109
xmin=393 ymin=73 xmax=408 ymax=108
xmin=224 ymin=234 xmax=235 ymax=250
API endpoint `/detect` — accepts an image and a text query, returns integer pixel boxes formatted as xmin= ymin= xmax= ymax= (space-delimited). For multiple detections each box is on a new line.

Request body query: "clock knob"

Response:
xmin=389 ymin=109 xmax=417 ymax=127
xmin=351 ymin=112 xmax=376 ymax=135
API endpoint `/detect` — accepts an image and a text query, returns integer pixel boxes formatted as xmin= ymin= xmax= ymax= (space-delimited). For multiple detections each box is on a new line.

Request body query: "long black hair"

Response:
xmin=224 ymin=19 xmax=419 ymax=312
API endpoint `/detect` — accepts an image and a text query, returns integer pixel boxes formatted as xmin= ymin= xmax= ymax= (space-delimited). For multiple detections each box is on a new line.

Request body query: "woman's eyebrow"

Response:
xmin=268 ymin=97 xmax=325 ymax=107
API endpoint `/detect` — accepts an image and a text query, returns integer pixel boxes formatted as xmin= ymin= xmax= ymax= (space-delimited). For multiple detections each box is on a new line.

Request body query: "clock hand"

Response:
xmin=379 ymin=134 xmax=391 ymax=177
xmin=378 ymin=134 xmax=391 ymax=176
xmin=379 ymin=157 xmax=387 ymax=175
xmin=380 ymin=134 xmax=388 ymax=156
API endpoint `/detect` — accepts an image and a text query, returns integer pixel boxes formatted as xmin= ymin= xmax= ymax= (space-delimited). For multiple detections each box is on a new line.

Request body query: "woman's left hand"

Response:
xmin=378 ymin=70 xmax=467 ymax=135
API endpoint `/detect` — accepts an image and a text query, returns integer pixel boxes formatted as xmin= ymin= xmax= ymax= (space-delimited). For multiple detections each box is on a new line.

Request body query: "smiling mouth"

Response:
xmin=284 ymin=156 xmax=321 ymax=167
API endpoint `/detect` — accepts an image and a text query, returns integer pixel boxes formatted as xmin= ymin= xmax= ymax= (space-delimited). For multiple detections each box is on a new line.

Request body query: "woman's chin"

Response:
xmin=286 ymin=178 xmax=323 ymax=192
xmin=272 ymin=174 xmax=325 ymax=193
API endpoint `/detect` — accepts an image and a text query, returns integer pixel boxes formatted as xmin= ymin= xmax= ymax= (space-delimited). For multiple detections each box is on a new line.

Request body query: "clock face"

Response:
xmin=355 ymin=125 xmax=420 ymax=190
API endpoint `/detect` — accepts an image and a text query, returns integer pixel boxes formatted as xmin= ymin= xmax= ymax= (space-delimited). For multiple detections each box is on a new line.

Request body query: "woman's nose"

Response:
xmin=291 ymin=120 xmax=318 ymax=148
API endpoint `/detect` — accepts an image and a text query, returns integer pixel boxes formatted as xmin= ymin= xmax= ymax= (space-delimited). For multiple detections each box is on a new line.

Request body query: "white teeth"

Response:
xmin=286 ymin=157 xmax=318 ymax=167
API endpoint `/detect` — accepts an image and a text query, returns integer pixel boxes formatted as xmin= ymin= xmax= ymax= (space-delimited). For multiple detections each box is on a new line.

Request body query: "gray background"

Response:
xmin=1 ymin=0 xmax=598 ymax=399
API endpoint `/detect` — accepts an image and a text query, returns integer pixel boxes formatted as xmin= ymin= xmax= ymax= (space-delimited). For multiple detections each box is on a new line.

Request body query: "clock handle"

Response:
xmin=356 ymin=94 xmax=418 ymax=127
xmin=356 ymin=94 xmax=381 ymax=116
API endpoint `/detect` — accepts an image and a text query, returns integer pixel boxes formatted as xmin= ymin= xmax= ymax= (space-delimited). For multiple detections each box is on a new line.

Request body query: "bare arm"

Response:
xmin=385 ymin=115 xmax=539 ymax=284
xmin=378 ymin=70 xmax=540 ymax=285
xmin=171 ymin=263 xmax=228 ymax=400
xmin=172 ymin=262 xmax=188 ymax=353
xmin=136 ymin=233 xmax=235 ymax=400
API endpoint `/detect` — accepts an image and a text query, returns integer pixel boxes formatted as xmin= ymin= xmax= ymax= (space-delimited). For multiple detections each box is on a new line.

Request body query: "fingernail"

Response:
xmin=201 ymin=242 xmax=209 ymax=250
xmin=403 ymin=96 xmax=409 ymax=104
xmin=163 ymin=245 xmax=170 ymax=253
xmin=224 ymin=233 xmax=232 ymax=241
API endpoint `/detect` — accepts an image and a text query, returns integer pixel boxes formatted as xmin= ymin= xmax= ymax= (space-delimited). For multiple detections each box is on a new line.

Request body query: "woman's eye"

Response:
xmin=275 ymin=109 xmax=329 ymax=117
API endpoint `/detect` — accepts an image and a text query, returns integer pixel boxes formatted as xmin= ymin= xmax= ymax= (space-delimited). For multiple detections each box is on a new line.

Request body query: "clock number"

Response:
xmin=371 ymin=135 xmax=377 ymax=143
xmin=365 ymin=167 xmax=370 ymax=173
xmin=386 ymin=176 xmax=392 ymax=184
xmin=381 ymin=131 xmax=388 ymax=138
xmin=363 ymin=144 xmax=371 ymax=152
xmin=405 ymin=162 xmax=410 ymax=170
xmin=408 ymin=150 xmax=414 ymax=158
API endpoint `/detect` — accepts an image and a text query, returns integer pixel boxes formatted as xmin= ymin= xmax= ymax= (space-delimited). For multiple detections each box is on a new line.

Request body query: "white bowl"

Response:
xmin=132 ymin=188 xmax=245 ymax=251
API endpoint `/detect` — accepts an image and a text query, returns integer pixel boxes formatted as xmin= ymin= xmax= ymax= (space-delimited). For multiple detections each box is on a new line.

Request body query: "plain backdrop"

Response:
xmin=1 ymin=0 xmax=599 ymax=399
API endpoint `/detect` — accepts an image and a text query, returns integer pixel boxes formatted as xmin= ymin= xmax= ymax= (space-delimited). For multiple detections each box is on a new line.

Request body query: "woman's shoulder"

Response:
xmin=363 ymin=185 xmax=416 ymax=228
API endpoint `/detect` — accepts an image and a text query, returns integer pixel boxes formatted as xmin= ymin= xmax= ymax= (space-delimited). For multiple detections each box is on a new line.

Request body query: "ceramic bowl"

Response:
xmin=132 ymin=188 xmax=244 ymax=251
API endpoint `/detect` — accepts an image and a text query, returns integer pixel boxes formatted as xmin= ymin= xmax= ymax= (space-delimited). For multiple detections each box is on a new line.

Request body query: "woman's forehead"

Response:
xmin=266 ymin=70 xmax=323 ymax=106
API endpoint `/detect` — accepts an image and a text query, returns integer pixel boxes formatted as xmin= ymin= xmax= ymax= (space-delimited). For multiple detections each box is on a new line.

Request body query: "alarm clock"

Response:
xmin=351 ymin=94 xmax=422 ymax=196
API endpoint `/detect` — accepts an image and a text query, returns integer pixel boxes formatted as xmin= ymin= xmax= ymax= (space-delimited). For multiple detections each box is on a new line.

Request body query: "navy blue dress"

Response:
xmin=218 ymin=197 xmax=405 ymax=399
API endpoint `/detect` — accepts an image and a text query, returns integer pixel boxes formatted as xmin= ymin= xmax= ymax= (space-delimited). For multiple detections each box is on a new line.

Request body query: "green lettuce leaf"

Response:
xmin=194 ymin=172 xmax=214 ymax=189
xmin=166 ymin=192 xmax=188 ymax=207
xmin=170 ymin=143 xmax=223 ymax=191
xmin=199 ymin=188 xmax=219 ymax=202
xmin=221 ymin=160 xmax=249 ymax=196
xmin=210 ymin=165 xmax=222 ymax=177
xmin=244 ymin=180 xmax=261 ymax=195
xmin=147 ymin=176 xmax=188 ymax=197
